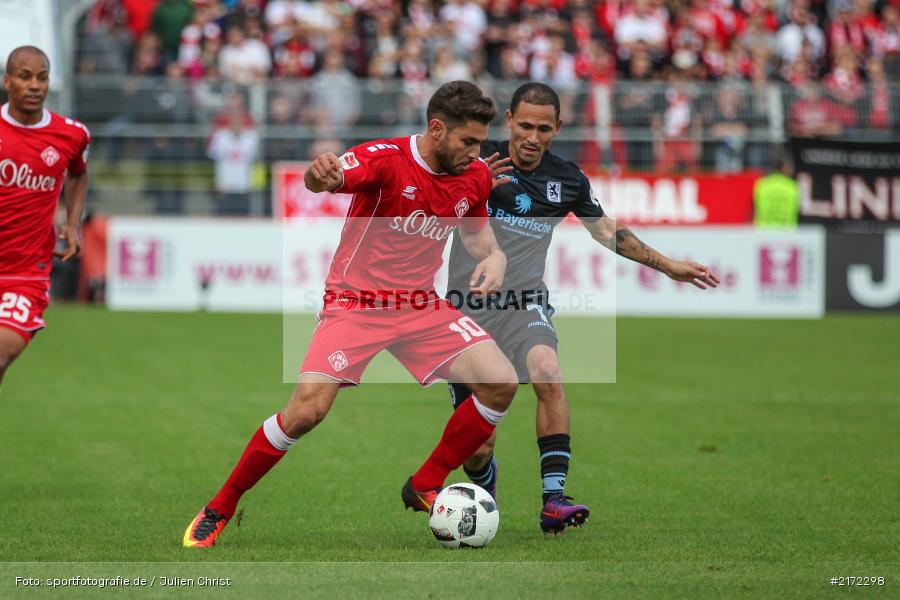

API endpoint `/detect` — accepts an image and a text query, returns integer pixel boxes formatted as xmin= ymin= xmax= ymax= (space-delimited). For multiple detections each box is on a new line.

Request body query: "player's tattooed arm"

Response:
xmin=583 ymin=216 xmax=720 ymax=289
xmin=305 ymin=152 xmax=344 ymax=192
xmin=54 ymin=170 xmax=89 ymax=262
xmin=581 ymin=217 xmax=667 ymax=270
xmin=459 ymin=225 xmax=507 ymax=295
xmin=613 ymin=226 xmax=667 ymax=271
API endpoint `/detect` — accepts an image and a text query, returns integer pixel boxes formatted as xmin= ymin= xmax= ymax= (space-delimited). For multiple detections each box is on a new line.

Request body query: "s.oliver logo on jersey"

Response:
xmin=759 ymin=245 xmax=801 ymax=290
xmin=454 ymin=198 xmax=470 ymax=218
xmin=328 ymin=351 xmax=349 ymax=372
xmin=389 ymin=210 xmax=456 ymax=241
xmin=41 ymin=146 xmax=60 ymax=167
xmin=0 ymin=159 xmax=58 ymax=192
xmin=118 ymin=238 xmax=161 ymax=280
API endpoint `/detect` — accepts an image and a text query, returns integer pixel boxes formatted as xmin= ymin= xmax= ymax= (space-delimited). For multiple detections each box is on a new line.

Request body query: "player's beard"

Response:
xmin=435 ymin=137 xmax=467 ymax=176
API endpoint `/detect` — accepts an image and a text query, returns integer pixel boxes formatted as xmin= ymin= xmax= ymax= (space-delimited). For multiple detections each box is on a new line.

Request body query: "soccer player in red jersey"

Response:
xmin=0 ymin=46 xmax=90 ymax=385
xmin=183 ymin=81 xmax=519 ymax=547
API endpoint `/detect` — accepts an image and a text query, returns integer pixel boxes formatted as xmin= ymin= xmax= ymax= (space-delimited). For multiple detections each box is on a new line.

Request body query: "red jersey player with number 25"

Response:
xmin=0 ymin=46 xmax=90 ymax=386
xmin=183 ymin=81 xmax=521 ymax=548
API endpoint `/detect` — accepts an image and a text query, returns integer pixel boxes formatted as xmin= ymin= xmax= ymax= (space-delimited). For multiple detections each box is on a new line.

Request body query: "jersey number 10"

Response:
xmin=448 ymin=316 xmax=487 ymax=342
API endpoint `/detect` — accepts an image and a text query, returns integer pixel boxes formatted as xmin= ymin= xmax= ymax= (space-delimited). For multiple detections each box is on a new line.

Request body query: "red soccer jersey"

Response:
xmin=325 ymin=135 xmax=492 ymax=297
xmin=0 ymin=104 xmax=91 ymax=279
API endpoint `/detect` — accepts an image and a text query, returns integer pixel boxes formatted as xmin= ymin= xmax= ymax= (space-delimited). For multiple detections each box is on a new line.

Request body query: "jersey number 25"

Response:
xmin=0 ymin=293 xmax=32 ymax=324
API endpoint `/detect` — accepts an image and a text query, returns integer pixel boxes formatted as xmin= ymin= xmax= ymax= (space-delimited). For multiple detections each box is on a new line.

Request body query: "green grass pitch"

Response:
xmin=1 ymin=306 xmax=897 ymax=598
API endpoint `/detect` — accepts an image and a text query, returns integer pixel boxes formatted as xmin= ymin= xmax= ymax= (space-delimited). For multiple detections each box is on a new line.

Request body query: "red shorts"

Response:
xmin=0 ymin=278 xmax=50 ymax=342
xmin=300 ymin=301 xmax=494 ymax=387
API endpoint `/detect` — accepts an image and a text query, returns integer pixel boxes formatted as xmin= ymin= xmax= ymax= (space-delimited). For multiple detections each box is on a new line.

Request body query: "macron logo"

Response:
xmin=402 ymin=185 xmax=417 ymax=200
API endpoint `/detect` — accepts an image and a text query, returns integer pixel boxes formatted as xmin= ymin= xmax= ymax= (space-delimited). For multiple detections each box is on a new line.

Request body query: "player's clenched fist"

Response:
xmin=305 ymin=152 xmax=344 ymax=193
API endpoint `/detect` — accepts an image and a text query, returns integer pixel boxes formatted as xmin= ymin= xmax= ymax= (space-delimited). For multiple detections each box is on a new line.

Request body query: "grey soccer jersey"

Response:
xmin=447 ymin=140 xmax=606 ymax=306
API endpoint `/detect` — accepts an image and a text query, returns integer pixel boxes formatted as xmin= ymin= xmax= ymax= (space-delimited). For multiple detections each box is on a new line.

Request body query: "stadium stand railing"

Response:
xmin=67 ymin=77 xmax=900 ymax=216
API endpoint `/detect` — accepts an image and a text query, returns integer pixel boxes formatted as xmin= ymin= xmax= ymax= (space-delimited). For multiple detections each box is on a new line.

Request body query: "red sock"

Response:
xmin=208 ymin=414 xmax=293 ymax=518
xmin=412 ymin=396 xmax=496 ymax=491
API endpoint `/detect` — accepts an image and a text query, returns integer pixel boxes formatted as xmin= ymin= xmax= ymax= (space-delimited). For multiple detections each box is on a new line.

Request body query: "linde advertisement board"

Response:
xmin=108 ymin=218 xmax=824 ymax=318
xmin=793 ymin=138 xmax=900 ymax=225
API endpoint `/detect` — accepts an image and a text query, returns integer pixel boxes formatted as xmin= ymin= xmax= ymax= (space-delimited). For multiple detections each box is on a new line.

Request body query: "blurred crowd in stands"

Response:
xmin=73 ymin=0 xmax=899 ymax=180
xmin=79 ymin=1 xmax=900 ymax=88
xmin=80 ymin=0 xmax=900 ymax=87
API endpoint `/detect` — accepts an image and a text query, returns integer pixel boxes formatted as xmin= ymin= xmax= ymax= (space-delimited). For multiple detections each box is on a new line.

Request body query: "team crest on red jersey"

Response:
xmin=454 ymin=197 xmax=470 ymax=218
xmin=41 ymin=146 xmax=60 ymax=167
xmin=328 ymin=351 xmax=349 ymax=372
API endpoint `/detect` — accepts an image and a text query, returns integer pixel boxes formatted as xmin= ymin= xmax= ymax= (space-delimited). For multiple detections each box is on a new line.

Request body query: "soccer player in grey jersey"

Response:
xmin=446 ymin=83 xmax=719 ymax=533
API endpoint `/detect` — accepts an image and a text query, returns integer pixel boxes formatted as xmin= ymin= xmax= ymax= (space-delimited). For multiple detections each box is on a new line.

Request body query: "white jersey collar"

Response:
xmin=409 ymin=134 xmax=445 ymax=175
xmin=1 ymin=103 xmax=52 ymax=129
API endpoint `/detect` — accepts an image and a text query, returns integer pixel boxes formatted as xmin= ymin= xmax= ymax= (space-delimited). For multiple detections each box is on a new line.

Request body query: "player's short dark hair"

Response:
xmin=510 ymin=82 xmax=560 ymax=120
xmin=4 ymin=46 xmax=50 ymax=74
xmin=426 ymin=81 xmax=497 ymax=129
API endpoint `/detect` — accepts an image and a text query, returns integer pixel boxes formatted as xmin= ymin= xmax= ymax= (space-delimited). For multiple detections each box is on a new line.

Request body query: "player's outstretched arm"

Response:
xmin=304 ymin=152 xmax=344 ymax=193
xmin=459 ymin=225 xmax=507 ymax=296
xmin=583 ymin=216 xmax=719 ymax=290
xmin=54 ymin=171 xmax=89 ymax=262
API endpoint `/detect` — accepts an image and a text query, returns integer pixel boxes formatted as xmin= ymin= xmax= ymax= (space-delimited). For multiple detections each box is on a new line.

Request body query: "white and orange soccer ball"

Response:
xmin=428 ymin=483 xmax=499 ymax=548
